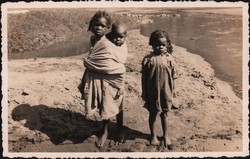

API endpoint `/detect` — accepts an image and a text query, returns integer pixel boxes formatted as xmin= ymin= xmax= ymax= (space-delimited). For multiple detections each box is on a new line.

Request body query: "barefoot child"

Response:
xmin=141 ymin=29 xmax=177 ymax=149
xmin=79 ymin=18 xmax=128 ymax=148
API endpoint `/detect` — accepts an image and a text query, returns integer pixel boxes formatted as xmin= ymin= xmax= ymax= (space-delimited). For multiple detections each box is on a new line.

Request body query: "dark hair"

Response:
xmin=88 ymin=11 xmax=112 ymax=31
xmin=111 ymin=21 xmax=127 ymax=35
xmin=149 ymin=29 xmax=173 ymax=54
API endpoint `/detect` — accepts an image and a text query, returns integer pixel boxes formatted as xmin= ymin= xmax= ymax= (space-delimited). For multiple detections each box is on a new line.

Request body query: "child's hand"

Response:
xmin=116 ymin=88 xmax=124 ymax=96
xmin=173 ymin=90 xmax=177 ymax=98
xmin=172 ymin=90 xmax=178 ymax=109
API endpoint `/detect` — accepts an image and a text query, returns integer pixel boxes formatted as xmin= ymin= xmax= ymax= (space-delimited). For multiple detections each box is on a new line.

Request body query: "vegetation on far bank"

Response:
xmin=8 ymin=8 xmax=141 ymax=56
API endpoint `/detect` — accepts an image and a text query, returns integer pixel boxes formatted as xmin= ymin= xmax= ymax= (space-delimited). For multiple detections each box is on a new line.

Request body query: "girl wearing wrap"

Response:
xmin=79 ymin=13 xmax=128 ymax=148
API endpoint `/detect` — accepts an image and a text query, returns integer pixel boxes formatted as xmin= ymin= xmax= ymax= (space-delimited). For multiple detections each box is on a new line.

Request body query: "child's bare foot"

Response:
xmin=163 ymin=136 xmax=173 ymax=150
xmin=150 ymin=135 xmax=159 ymax=146
xmin=115 ymin=130 xmax=125 ymax=145
xmin=95 ymin=132 xmax=108 ymax=148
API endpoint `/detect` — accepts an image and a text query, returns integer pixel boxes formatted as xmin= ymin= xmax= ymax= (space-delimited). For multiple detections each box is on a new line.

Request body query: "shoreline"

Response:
xmin=6 ymin=29 xmax=243 ymax=154
xmin=125 ymin=29 xmax=241 ymax=103
xmin=180 ymin=7 xmax=242 ymax=16
xmin=175 ymin=43 xmax=242 ymax=99
xmin=6 ymin=7 xmax=243 ymax=100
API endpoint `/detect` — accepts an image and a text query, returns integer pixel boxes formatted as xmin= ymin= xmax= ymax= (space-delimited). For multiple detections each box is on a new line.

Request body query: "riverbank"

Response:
xmin=181 ymin=7 xmax=243 ymax=16
xmin=138 ymin=8 xmax=243 ymax=99
xmin=7 ymin=29 xmax=243 ymax=156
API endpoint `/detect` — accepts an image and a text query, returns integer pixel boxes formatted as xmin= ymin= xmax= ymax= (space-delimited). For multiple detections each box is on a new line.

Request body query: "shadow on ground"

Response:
xmin=11 ymin=104 xmax=149 ymax=145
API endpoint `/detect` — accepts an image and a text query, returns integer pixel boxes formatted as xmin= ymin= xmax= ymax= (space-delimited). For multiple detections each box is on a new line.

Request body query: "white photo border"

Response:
xmin=1 ymin=1 xmax=249 ymax=158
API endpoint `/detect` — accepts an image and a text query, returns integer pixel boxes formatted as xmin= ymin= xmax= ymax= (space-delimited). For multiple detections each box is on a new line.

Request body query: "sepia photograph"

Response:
xmin=1 ymin=1 xmax=249 ymax=158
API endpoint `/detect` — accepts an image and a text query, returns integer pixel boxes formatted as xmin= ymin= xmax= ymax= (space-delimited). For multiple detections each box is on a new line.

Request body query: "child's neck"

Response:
xmin=153 ymin=51 xmax=169 ymax=55
xmin=95 ymin=35 xmax=104 ymax=40
xmin=92 ymin=35 xmax=104 ymax=46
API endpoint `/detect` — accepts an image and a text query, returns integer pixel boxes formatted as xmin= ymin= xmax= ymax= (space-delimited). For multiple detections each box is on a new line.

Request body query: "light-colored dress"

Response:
xmin=82 ymin=36 xmax=128 ymax=120
xmin=141 ymin=52 xmax=177 ymax=113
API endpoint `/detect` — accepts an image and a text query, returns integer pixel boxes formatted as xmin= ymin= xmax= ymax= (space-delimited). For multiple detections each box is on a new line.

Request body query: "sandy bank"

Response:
xmin=6 ymin=29 xmax=243 ymax=155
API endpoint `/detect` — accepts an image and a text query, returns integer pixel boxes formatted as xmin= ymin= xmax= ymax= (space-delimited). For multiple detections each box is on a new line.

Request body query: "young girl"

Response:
xmin=88 ymin=11 xmax=112 ymax=48
xmin=78 ymin=11 xmax=112 ymax=99
xmin=79 ymin=12 xmax=128 ymax=148
xmin=141 ymin=29 xmax=177 ymax=149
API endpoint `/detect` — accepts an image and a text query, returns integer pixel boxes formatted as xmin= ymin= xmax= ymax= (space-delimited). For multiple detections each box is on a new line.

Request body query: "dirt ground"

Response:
xmin=6 ymin=29 xmax=244 ymax=157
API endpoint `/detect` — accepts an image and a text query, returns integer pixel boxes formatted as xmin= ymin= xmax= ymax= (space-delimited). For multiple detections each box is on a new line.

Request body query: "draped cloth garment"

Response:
xmin=81 ymin=36 xmax=128 ymax=119
xmin=141 ymin=53 xmax=177 ymax=113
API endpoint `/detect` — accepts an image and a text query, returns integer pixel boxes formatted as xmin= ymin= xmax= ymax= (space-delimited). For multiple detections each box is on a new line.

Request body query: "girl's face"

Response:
xmin=91 ymin=17 xmax=109 ymax=38
xmin=152 ymin=37 xmax=168 ymax=55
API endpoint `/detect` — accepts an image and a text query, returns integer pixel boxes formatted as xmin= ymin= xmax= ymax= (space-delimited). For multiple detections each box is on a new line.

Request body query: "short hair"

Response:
xmin=111 ymin=21 xmax=127 ymax=35
xmin=88 ymin=11 xmax=112 ymax=31
xmin=149 ymin=29 xmax=173 ymax=54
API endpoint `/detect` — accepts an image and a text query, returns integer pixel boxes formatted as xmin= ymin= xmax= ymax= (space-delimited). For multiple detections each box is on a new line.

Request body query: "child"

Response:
xmin=141 ymin=29 xmax=177 ymax=149
xmin=80 ymin=19 xmax=128 ymax=148
xmin=105 ymin=21 xmax=128 ymax=96
xmin=106 ymin=21 xmax=127 ymax=47
xmin=88 ymin=11 xmax=112 ymax=47
xmin=78 ymin=11 xmax=112 ymax=99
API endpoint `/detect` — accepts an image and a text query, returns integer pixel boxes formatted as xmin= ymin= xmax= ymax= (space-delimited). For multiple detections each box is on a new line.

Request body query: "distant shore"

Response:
xmin=180 ymin=7 xmax=242 ymax=16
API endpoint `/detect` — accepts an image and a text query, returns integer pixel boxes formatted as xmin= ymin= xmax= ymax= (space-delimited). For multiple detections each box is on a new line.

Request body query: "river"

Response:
xmin=10 ymin=9 xmax=242 ymax=98
xmin=140 ymin=11 xmax=243 ymax=98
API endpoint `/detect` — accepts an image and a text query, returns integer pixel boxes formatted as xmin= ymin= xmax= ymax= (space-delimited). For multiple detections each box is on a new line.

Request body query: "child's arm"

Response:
xmin=141 ymin=57 xmax=148 ymax=101
xmin=172 ymin=79 xmax=179 ymax=109
xmin=172 ymin=58 xmax=178 ymax=108
xmin=115 ymin=74 xmax=125 ymax=97
xmin=173 ymin=79 xmax=177 ymax=98
xmin=141 ymin=74 xmax=146 ymax=100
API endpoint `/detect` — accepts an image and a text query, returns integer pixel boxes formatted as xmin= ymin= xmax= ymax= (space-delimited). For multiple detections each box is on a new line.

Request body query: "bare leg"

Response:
xmin=160 ymin=112 xmax=172 ymax=149
xmin=116 ymin=110 xmax=125 ymax=144
xmin=149 ymin=112 xmax=159 ymax=145
xmin=96 ymin=119 xmax=109 ymax=148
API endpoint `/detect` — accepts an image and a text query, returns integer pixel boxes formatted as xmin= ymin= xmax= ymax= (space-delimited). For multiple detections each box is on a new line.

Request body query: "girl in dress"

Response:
xmin=141 ymin=29 xmax=177 ymax=149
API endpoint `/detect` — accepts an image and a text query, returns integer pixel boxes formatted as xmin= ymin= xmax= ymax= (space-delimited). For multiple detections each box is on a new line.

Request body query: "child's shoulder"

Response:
xmin=165 ymin=53 xmax=175 ymax=60
xmin=143 ymin=52 xmax=154 ymax=59
xmin=164 ymin=53 xmax=177 ymax=67
xmin=142 ymin=53 xmax=154 ymax=64
xmin=90 ymin=35 xmax=97 ymax=46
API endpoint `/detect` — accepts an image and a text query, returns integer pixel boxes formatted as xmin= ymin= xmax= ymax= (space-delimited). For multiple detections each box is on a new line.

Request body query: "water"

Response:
xmin=10 ymin=10 xmax=242 ymax=98
xmin=140 ymin=12 xmax=243 ymax=98
xmin=9 ymin=31 xmax=91 ymax=59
